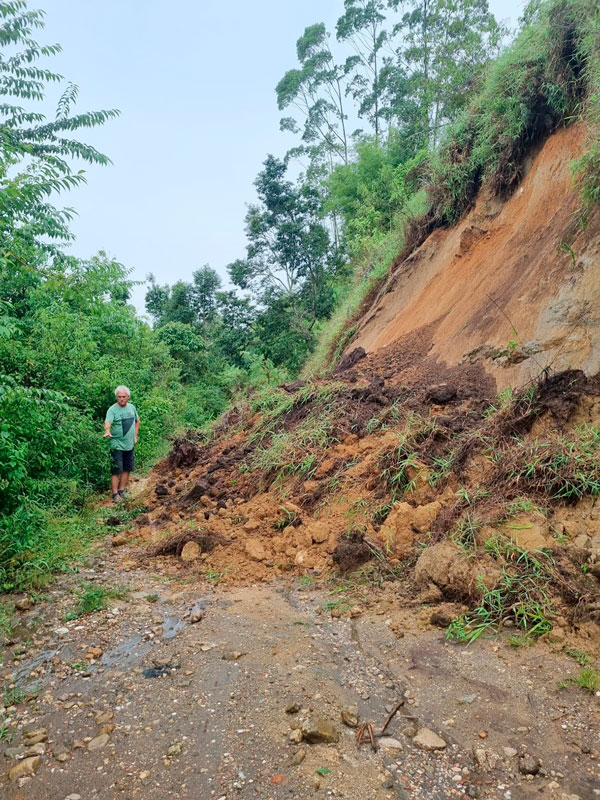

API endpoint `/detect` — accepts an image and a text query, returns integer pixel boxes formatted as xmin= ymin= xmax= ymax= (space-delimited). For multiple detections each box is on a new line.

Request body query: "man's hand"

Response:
xmin=103 ymin=431 xmax=112 ymax=438
xmin=134 ymin=435 xmax=138 ymax=444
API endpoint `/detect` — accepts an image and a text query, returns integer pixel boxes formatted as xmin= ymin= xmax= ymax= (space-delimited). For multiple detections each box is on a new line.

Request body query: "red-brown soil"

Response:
xmin=349 ymin=124 xmax=600 ymax=390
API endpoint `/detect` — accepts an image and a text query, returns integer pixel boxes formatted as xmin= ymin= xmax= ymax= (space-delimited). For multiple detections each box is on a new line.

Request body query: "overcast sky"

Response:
xmin=38 ymin=0 xmax=526 ymax=314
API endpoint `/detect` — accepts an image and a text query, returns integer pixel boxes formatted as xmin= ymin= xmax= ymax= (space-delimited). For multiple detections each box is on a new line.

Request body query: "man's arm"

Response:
xmin=103 ymin=419 xmax=112 ymax=438
xmin=134 ymin=418 xmax=140 ymax=444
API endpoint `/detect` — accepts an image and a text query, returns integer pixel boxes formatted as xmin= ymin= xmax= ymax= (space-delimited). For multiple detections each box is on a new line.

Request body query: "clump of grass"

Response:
xmin=447 ymin=546 xmax=554 ymax=644
xmin=451 ymin=512 xmax=483 ymax=551
xmin=378 ymin=412 xmax=438 ymax=498
xmin=0 ymin=506 xmax=106 ymax=592
xmin=65 ymin=582 xmax=130 ymax=621
xmin=0 ymin=602 xmax=15 ymax=643
xmin=563 ymin=645 xmax=592 ymax=666
xmin=560 ymin=667 xmax=600 ymax=693
xmin=2 ymin=686 xmax=29 ymax=707
xmin=501 ymin=424 xmax=600 ymax=500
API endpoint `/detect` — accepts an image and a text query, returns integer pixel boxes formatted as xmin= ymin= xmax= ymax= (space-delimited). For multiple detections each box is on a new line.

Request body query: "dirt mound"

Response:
xmin=121 ymin=357 xmax=600 ymax=654
xmin=347 ymin=124 xmax=600 ymax=390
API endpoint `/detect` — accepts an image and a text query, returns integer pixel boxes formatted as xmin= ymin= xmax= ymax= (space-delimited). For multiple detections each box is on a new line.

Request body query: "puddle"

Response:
xmin=13 ymin=649 xmax=58 ymax=686
xmin=162 ymin=614 xmax=185 ymax=640
xmin=100 ymin=634 xmax=151 ymax=669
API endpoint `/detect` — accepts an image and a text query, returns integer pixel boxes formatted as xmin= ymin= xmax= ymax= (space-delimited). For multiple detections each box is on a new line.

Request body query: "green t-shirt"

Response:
xmin=105 ymin=402 xmax=139 ymax=451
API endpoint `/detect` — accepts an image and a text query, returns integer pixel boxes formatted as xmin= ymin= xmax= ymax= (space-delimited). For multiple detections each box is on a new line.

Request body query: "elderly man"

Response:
xmin=104 ymin=385 xmax=140 ymax=503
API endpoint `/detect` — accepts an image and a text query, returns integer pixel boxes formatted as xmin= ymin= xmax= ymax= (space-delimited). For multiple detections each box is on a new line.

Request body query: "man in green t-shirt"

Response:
xmin=104 ymin=385 xmax=140 ymax=503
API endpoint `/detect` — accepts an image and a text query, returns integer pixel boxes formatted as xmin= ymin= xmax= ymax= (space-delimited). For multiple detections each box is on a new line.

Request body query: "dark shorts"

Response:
xmin=111 ymin=448 xmax=135 ymax=475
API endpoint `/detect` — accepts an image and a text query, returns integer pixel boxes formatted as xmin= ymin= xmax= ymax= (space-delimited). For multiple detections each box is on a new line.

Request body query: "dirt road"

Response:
xmin=1 ymin=537 xmax=599 ymax=800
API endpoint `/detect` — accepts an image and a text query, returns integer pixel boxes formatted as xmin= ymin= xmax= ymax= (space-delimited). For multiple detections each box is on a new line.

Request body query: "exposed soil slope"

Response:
xmin=349 ymin=125 xmax=600 ymax=390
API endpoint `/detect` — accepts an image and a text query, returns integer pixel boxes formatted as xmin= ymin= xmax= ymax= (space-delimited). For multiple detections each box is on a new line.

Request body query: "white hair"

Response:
xmin=115 ymin=385 xmax=131 ymax=397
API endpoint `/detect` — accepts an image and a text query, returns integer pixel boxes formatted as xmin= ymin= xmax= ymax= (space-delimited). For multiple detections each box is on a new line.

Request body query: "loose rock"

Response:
xmin=341 ymin=705 xmax=359 ymax=728
xmin=8 ymin=756 xmax=41 ymax=781
xmin=87 ymin=734 xmax=109 ymax=751
xmin=519 ymin=754 xmax=541 ymax=775
xmin=413 ymin=728 xmax=446 ymax=751
xmin=301 ymin=716 xmax=340 ymax=744
xmin=180 ymin=541 xmax=202 ymax=561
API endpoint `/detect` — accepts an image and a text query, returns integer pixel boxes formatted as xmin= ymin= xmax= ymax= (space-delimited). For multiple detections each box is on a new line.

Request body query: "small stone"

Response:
xmin=413 ymin=728 xmax=446 ymax=751
xmin=4 ymin=747 xmax=26 ymax=759
xmin=8 ymin=756 xmax=41 ymax=781
xmin=56 ymin=753 xmax=69 ymax=762
xmin=473 ymin=748 xmax=500 ymax=770
xmin=378 ymin=737 xmax=403 ymax=751
xmin=189 ymin=605 xmax=204 ymax=623
xmin=285 ymin=702 xmax=301 ymax=714
xmin=341 ymin=705 xmax=359 ymax=728
xmin=65 ymin=795 xmax=82 ymax=799
xmin=518 ymin=754 xmax=540 ymax=775
xmin=86 ymin=646 xmax=103 ymax=659
xmin=503 ymin=747 xmax=518 ymax=758
xmin=349 ymin=605 xmax=362 ymax=618
xmin=97 ymin=724 xmax=115 ymax=735
xmin=291 ymin=749 xmax=306 ymax=765
xmin=87 ymin=734 xmax=109 ymax=751
xmin=25 ymin=743 xmax=46 ymax=756
xmin=478 ymin=731 xmax=487 ymax=739
xmin=167 ymin=741 xmax=183 ymax=757
xmin=457 ymin=695 xmax=477 ymax=704
xmin=111 ymin=533 xmax=127 ymax=547
xmin=180 ymin=541 xmax=202 ymax=561
xmin=301 ymin=716 xmax=340 ymax=744
xmin=95 ymin=711 xmax=114 ymax=725
xmin=222 ymin=651 xmax=245 ymax=661
xmin=289 ymin=729 xmax=303 ymax=743
xmin=15 ymin=598 xmax=31 ymax=611
xmin=23 ymin=728 xmax=47 ymax=745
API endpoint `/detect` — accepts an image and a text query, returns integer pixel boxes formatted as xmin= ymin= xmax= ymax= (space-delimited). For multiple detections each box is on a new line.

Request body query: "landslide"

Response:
xmin=120 ymin=355 xmax=600 ymax=653
xmin=347 ymin=124 xmax=600 ymax=391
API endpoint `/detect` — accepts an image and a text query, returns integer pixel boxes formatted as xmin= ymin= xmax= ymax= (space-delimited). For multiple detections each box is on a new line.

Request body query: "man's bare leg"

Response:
xmin=118 ymin=471 xmax=131 ymax=493
xmin=111 ymin=474 xmax=120 ymax=495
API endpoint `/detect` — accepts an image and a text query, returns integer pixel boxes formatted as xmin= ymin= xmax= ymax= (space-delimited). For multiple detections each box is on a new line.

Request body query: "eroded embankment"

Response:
xmin=118 ymin=354 xmax=600 ymax=656
xmin=346 ymin=124 xmax=600 ymax=390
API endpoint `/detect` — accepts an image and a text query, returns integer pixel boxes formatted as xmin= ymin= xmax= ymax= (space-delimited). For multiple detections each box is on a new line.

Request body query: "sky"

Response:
xmin=37 ymin=0 xmax=526 ymax=315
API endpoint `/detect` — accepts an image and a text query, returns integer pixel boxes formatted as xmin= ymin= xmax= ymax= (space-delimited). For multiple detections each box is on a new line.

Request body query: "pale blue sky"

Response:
xmin=38 ymin=0 xmax=525 ymax=313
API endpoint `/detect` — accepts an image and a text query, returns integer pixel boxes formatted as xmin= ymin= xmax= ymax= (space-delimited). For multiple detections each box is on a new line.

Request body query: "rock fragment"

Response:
xmin=341 ymin=705 xmax=359 ymax=728
xmin=301 ymin=716 xmax=340 ymax=744
xmin=413 ymin=727 xmax=446 ymax=751
xmin=180 ymin=541 xmax=202 ymax=561
xmin=8 ymin=756 xmax=41 ymax=781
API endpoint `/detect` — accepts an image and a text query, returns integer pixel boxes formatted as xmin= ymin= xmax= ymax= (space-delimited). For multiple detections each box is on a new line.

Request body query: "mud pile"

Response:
xmin=124 ymin=352 xmax=600 ymax=650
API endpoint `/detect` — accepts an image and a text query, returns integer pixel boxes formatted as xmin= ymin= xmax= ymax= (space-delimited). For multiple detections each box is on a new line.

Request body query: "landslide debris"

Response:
xmin=125 ymin=343 xmax=600 ymax=647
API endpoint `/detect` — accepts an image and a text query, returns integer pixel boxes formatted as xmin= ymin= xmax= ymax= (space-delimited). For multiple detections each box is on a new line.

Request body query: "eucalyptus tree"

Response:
xmin=276 ymin=23 xmax=349 ymax=165
xmin=336 ymin=0 xmax=390 ymax=142
xmin=386 ymin=0 xmax=505 ymax=147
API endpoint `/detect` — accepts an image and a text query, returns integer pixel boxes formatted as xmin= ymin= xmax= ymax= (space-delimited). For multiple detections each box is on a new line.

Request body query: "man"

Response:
xmin=104 ymin=385 xmax=140 ymax=503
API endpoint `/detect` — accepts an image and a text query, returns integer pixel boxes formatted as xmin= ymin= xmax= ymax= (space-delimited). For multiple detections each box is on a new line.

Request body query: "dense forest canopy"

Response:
xmin=1 ymin=0 xmax=599 ymax=588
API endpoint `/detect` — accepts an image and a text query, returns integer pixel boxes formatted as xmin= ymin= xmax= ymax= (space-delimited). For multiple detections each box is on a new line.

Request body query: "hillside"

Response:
xmin=348 ymin=124 xmax=600 ymax=389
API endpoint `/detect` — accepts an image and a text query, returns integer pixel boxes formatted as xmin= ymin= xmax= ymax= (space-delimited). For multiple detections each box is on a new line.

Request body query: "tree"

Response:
xmin=228 ymin=155 xmax=335 ymax=351
xmin=336 ymin=0 xmax=390 ymax=142
xmin=276 ymin=23 xmax=349 ymax=165
xmin=386 ymin=0 xmax=505 ymax=147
